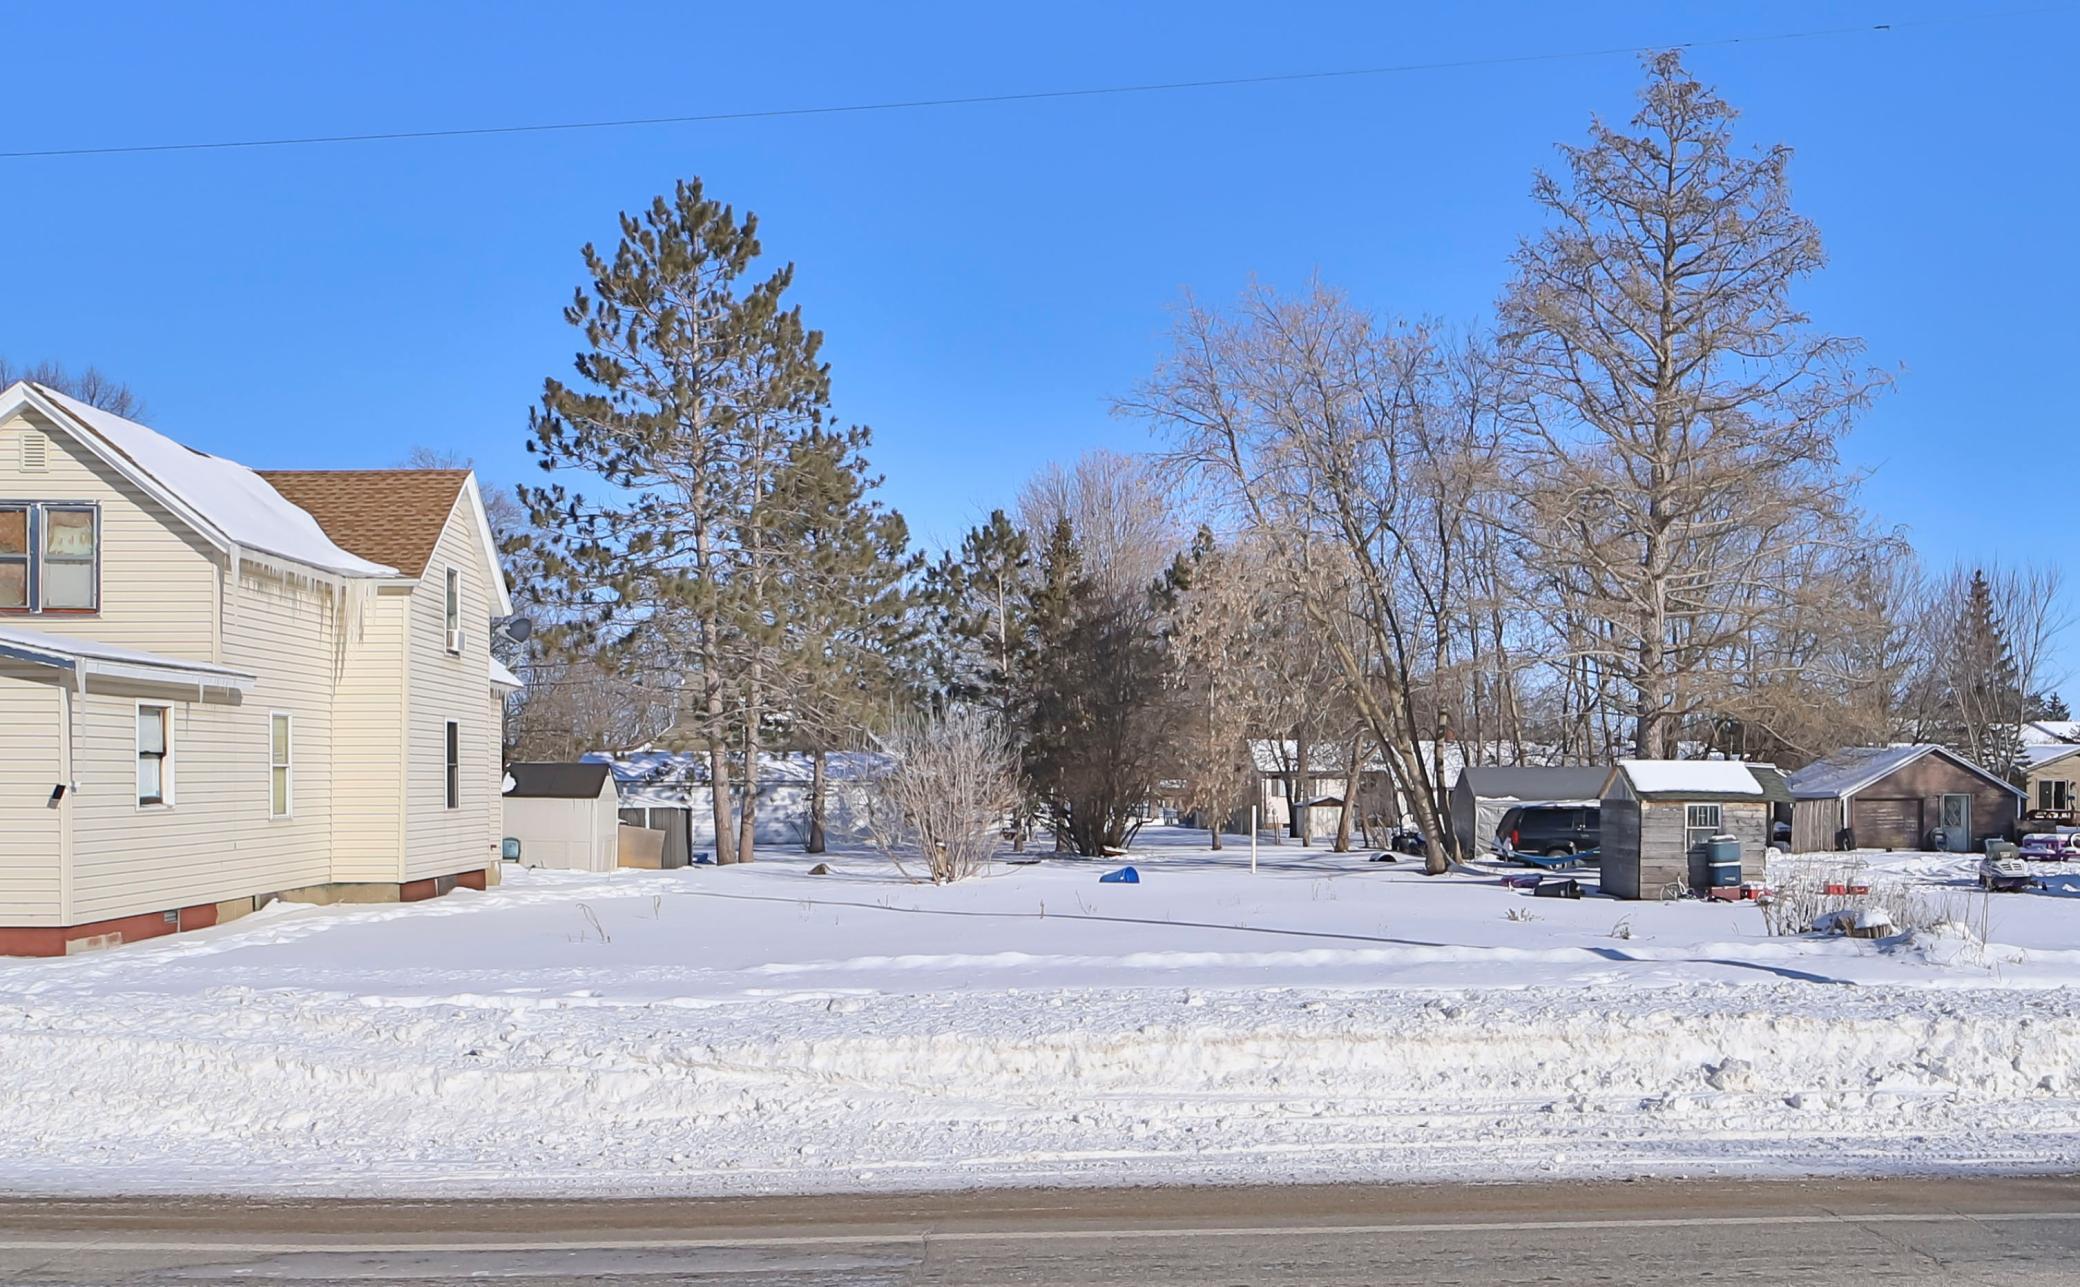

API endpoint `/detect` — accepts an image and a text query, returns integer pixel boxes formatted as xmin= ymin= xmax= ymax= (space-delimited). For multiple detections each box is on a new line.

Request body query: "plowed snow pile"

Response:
xmin=3 ymin=831 xmax=2077 ymax=1195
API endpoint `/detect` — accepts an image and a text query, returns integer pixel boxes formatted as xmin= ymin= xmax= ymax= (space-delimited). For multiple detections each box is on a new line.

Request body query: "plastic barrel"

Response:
xmin=1707 ymin=834 xmax=1741 ymax=887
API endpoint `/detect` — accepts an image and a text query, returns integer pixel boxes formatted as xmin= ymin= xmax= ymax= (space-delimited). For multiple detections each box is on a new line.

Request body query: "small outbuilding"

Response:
xmin=1598 ymin=761 xmax=1791 ymax=900
xmin=501 ymin=762 xmax=621 ymax=872
xmin=1449 ymin=765 xmax=1611 ymax=858
xmin=1786 ymin=744 xmax=2022 ymax=853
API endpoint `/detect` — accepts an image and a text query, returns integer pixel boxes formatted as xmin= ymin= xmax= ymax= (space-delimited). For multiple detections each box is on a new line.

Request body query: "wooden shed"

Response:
xmin=1785 ymin=744 xmax=2022 ymax=853
xmin=1598 ymin=761 xmax=1790 ymax=900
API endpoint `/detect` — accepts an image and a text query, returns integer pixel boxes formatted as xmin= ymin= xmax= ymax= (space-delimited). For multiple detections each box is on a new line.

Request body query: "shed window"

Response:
xmin=270 ymin=713 xmax=293 ymax=818
xmin=137 ymin=704 xmax=172 ymax=807
xmin=1684 ymin=803 xmax=1722 ymax=851
xmin=0 ymin=502 xmax=97 ymax=612
xmin=445 ymin=721 xmax=460 ymax=809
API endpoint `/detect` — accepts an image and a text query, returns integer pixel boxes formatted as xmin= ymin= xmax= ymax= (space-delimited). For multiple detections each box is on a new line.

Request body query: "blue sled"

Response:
xmin=1506 ymin=848 xmax=1593 ymax=872
xmin=1099 ymin=866 xmax=1140 ymax=884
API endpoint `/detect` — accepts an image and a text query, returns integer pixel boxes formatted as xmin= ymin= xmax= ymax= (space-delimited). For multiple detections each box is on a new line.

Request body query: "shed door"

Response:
xmin=1853 ymin=797 xmax=1923 ymax=850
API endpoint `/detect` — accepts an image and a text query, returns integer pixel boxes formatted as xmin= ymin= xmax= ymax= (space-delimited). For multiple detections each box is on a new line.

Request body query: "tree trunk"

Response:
xmin=806 ymin=748 xmax=828 ymax=853
xmin=706 ymin=734 xmax=735 ymax=865
xmin=736 ymin=709 xmax=761 ymax=865
xmin=1291 ymin=731 xmax=1311 ymax=845
xmin=1333 ymin=737 xmax=1359 ymax=853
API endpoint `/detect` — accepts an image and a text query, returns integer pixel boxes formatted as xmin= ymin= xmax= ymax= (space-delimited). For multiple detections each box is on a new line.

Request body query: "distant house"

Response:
xmin=2023 ymin=745 xmax=2080 ymax=827
xmin=501 ymin=762 xmax=620 ymax=872
xmin=1448 ymin=765 xmax=1610 ymax=858
xmin=0 ymin=382 xmax=514 ymax=956
xmin=1786 ymin=744 xmax=2021 ymax=853
xmin=1598 ymin=761 xmax=1791 ymax=900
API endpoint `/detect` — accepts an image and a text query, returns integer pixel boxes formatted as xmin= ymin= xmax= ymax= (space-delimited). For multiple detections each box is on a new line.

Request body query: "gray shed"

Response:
xmin=1599 ymin=761 xmax=1792 ymax=900
xmin=1449 ymin=765 xmax=1611 ymax=857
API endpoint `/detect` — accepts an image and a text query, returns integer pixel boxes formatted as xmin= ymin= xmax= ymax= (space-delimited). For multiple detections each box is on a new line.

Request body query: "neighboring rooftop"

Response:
xmin=1787 ymin=743 xmax=2023 ymax=801
xmin=502 ymin=762 xmax=614 ymax=799
xmin=1457 ymin=765 xmax=1611 ymax=802
xmin=257 ymin=469 xmax=470 ymax=579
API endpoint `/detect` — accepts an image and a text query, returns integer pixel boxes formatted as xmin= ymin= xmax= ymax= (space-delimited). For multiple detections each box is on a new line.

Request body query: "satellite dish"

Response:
xmin=498 ymin=616 xmax=534 ymax=643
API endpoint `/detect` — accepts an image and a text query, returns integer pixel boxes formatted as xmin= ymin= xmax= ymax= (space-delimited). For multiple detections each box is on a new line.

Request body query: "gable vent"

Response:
xmin=19 ymin=430 xmax=49 ymax=473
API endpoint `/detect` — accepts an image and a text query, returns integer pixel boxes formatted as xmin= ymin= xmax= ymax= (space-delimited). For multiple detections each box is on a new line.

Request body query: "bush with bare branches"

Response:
xmin=866 ymin=709 xmax=1021 ymax=883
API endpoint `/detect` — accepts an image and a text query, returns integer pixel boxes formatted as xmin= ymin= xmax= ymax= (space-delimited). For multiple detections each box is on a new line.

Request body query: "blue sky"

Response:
xmin=3 ymin=2 xmax=2074 ymax=669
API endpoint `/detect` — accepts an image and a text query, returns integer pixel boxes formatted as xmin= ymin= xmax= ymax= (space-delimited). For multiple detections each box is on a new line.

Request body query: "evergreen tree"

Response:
xmin=1017 ymin=518 xmax=1179 ymax=855
xmin=766 ymin=426 xmax=920 ymax=852
xmin=520 ymin=178 xmax=832 ymax=863
xmin=1950 ymin=569 xmax=2026 ymax=775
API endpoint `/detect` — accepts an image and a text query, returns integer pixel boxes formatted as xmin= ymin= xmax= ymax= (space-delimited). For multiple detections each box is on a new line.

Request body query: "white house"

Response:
xmin=0 ymin=381 xmax=515 ymax=955
xmin=501 ymin=762 xmax=621 ymax=872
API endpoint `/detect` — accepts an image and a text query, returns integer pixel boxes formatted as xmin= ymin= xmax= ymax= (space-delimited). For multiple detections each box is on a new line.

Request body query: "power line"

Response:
xmin=1 ymin=6 xmax=2069 ymax=161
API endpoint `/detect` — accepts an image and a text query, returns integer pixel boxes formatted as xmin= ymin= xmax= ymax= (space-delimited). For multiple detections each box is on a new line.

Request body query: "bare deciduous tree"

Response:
xmin=1498 ymin=51 xmax=1888 ymax=758
xmin=1 ymin=358 xmax=146 ymax=418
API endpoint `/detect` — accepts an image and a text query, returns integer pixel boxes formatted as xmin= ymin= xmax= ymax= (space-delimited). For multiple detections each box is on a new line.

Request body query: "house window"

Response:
xmin=2043 ymin=780 xmax=2074 ymax=812
xmin=445 ymin=720 xmax=460 ymax=809
xmin=137 ymin=703 xmax=172 ymax=807
xmin=0 ymin=502 xmax=98 ymax=613
xmin=445 ymin=567 xmax=463 ymax=654
xmin=1684 ymin=802 xmax=1722 ymax=851
xmin=270 ymin=713 xmax=293 ymax=818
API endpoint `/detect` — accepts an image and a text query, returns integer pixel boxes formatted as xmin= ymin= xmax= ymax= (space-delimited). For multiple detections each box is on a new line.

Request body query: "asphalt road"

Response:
xmin=2 ymin=1176 xmax=2078 ymax=1284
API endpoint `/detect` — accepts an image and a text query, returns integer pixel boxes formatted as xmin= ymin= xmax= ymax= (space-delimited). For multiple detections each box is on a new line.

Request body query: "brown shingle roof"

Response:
xmin=256 ymin=469 xmax=469 ymax=579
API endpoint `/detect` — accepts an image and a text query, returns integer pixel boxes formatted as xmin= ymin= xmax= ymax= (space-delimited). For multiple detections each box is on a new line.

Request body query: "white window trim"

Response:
xmin=444 ymin=565 xmax=463 ymax=655
xmin=444 ymin=719 xmax=461 ymax=810
xmin=136 ymin=700 xmax=174 ymax=811
xmin=269 ymin=711 xmax=294 ymax=820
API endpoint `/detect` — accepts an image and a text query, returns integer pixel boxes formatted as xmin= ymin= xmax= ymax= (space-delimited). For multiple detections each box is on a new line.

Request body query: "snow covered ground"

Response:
xmin=4 ymin=827 xmax=2080 ymax=1196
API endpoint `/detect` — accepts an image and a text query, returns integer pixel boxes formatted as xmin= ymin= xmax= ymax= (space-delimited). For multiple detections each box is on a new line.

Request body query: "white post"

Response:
xmin=1250 ymin=805 xmax=1259 ymax=875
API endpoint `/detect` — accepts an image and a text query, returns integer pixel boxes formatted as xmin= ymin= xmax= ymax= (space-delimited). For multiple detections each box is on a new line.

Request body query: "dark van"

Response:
xmin=1496 ymin=805 xmax=1600 ymax=860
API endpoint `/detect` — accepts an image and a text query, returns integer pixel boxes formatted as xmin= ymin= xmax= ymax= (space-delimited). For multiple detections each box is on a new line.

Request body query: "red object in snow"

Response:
xmin=1825 ymin=882 xmax=1848 ymax=895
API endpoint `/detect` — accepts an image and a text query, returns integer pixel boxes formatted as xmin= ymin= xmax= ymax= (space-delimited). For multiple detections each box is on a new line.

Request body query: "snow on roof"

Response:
xmin=2024 ymin=720 xmax=2080 ymax=746
xmin=23 ymin=384 xmax=395 ymax=579
xmin=489 ymin=657 xmax=524 ymax=689
xmin=2024 ymin=743 xmax=2080 ymax=770
xmin=0 ymin=621 xmax=257 ymax=692
xmin=1787 ymin=744 xmax=2023 ymax=801
xmin=1616 ymin=759 xmax=1766 ymax=798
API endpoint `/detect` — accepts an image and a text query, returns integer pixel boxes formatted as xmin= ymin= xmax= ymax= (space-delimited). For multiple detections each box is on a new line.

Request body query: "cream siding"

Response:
xmin=502 ymin=788 xmax=619 ymax=872
xmin=330 ymin=589 xmax=410 ymax=881
xmin=402 ymin=495 xmax=502 ymax=881
xmin=66 ymin=564 xmax=342 ymax=921
xmin=0 ymin=666 xmax=65 ymax=924
xmin=0 ymin=412 xmax=223 ymax=664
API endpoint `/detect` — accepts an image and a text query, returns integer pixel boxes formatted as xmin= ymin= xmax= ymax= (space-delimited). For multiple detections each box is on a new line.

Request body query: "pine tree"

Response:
xmin=520 ymin=178 xmax=831 ymax=863
xmin=1951 ymin=569 xmax=2025 ymax=775
xmin=767 ymin=426 xmax=920 ymax=852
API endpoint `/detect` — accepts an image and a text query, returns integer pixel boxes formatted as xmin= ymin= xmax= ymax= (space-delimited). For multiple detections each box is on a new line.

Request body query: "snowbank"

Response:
xmin=2 ymin=832 xmax=2077 ymax=1196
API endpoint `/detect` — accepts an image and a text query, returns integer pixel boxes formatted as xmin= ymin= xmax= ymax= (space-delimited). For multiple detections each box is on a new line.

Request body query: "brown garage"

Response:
xmin=1787 ymin=745 xmax=2022 ymax=854
xmin=1850 ymin=798 xmax=1923 ymax=851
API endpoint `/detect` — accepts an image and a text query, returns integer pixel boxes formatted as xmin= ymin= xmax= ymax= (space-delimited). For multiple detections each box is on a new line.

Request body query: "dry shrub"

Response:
xmin=866 ymin=709 xmax=1021 ymax=884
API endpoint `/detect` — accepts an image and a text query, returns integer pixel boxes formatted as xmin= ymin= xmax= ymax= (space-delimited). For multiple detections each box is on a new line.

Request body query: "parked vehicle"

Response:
xmin=2019 ymin=833 xmax=2072 ymax=860
xmin=1980 ymin=854 xmax=2036 ymax=892
xmin=1496 ymin=805 xmax=1600 ymax=861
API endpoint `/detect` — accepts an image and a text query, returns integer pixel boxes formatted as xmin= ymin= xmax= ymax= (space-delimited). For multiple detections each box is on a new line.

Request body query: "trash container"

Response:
xmin=1706 ymin=834 xmax=1742 ymax=888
